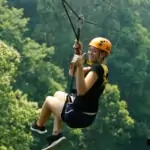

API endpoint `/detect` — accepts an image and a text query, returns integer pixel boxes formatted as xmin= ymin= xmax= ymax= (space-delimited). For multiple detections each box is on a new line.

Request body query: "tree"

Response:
xmin=14 ymin=38 xmax=67 ymax=104
xmin=0 ymin=41 xmax=38 ymax=150
xmin=0 ymin=0 xmax=67 ymax=104
xmin=5 ymin=0 xmax=150 ymax=149
xmin=0 ymin=0 xmax=29 ymax=50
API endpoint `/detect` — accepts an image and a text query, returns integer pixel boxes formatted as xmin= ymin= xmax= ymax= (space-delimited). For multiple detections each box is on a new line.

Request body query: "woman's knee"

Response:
xmin=53 ymin=91 xmax=67 ymax=102
xmin=53 ymin=91 xmax=64 ymax=97
xmin=45 ymin=96 xmax=53 ymax=105
xmin=45 ymin=96 xmax=64 ymax=117
xmin=45 ymin=96 xmax=62 ymax=107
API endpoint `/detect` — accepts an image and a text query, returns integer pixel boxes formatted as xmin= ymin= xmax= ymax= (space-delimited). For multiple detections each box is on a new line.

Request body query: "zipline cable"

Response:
xmin=61 ymin=0 xmax=84 ymax=93
xmin=61 ymin=0 xmax=80 ymax=41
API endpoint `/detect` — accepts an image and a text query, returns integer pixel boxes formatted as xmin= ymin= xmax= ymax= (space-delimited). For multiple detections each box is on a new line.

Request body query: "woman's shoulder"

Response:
xmin=90 ymin=63 xmax=108 ymax=78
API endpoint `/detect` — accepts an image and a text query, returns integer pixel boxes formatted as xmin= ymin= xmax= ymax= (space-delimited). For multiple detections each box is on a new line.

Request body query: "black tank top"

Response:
xmin=73 ymin=63 xmax=108 ymax=113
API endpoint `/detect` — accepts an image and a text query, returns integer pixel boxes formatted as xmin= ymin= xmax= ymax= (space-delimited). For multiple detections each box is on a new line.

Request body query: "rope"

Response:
xmin=61 ymin=0 xmax=84 ymax=93
xmin=61 ymin=0 xmax=81 ymax=41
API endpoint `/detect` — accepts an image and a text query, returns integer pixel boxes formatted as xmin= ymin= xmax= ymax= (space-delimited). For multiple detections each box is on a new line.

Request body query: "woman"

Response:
xmin=31 ymin=37 xmax=112 ymax=150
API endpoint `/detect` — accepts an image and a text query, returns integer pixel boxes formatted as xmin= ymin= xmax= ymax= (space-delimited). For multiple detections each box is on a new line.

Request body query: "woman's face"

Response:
xmin=88 ymin=46 xmax=100 ymax=62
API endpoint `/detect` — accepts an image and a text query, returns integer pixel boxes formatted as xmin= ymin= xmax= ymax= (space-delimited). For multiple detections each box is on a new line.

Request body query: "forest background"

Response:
xmin=0 ymin=0 xmax=150 ymax=150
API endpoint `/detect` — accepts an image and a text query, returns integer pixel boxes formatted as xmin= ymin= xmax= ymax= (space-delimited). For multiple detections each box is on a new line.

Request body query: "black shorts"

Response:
xmin=61 ymin=94 xmax=96 ymax=128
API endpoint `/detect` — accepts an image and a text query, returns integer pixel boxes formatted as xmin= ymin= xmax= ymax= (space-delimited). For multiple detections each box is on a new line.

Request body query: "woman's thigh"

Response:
xmin=53 ymin=91 xmax=68 ymax=103
xmin=45 ymin=91 xmax=68 ymax=119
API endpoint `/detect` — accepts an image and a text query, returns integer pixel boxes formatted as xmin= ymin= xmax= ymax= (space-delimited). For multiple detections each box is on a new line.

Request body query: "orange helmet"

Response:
xmin=89 ymin=37 xmax=112 ymax=54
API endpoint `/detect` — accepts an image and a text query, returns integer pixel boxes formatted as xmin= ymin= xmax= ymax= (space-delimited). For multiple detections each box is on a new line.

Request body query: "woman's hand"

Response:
xmin=73 ymin=40 xmax=82 ymax=55
xmin=69 ymin=40 xmax=84 ymax=76
xmin=71 ymin=54 xmax=86 ymax=67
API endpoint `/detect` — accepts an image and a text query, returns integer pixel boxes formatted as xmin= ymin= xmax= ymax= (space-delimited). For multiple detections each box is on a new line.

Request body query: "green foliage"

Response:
xmin=0 ymin=41 xmax=38 ymax=150
xmin=101 ymin=84 xmax=134 ymax=138
xmin=32 ymin=0 xmax=76 ymax=74
xmin=14 ymin=38 xmax=67 ymax=104
xmin=2 ymin=0 xmax=150 ymax=150
xmin=0 ymin=90 xmax=38 ymax=150
xmin=0 ymin=0 xmax=29 ymax=49
xmin=0 ymin=40 xmax=20 ymax=85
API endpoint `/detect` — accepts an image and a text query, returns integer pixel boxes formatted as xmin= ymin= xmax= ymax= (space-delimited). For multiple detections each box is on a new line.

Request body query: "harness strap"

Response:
xmin=101 ymin=64 xmax=108 ymax=85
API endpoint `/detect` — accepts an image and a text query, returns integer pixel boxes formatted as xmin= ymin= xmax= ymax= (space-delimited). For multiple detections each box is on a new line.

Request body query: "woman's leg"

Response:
xmin=52 ymin=116 xmax=62 ymax=135
xmin=37 ymin=91 xmax=67 ymax=132
xmin=31 ymin=91 xmax=74 ymax=149
xmin=36 ymin=96 xmax=53 ymax=126
xmin=52 ymin=91 xmax=68 ymax=135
